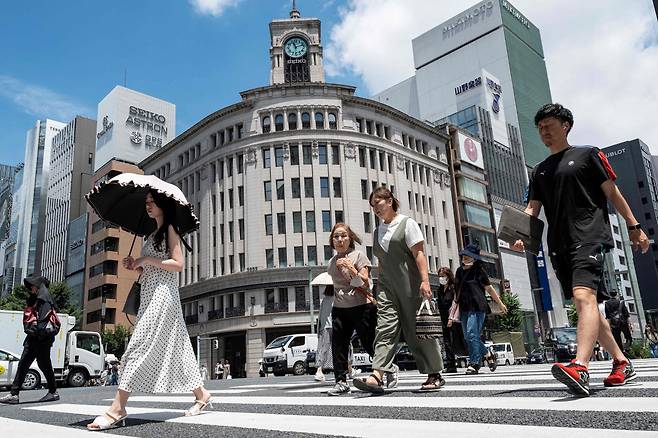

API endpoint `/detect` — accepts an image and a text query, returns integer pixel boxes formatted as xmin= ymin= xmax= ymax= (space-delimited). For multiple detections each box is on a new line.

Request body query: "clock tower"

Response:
xmin=269 ymin=1 xmax=324 ymax=85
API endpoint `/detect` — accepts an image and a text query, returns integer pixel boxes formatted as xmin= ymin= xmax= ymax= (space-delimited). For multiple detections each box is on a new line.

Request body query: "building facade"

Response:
xmin=42 ymin=116 xmax=97 ymax=284
xmin=83 ymin=159 xmax=143 ymax=332
xmin=139 ymin=7 xmax=459 ymax=378
xmin=603 ymin=139 xmax=658 ymax=323
xmin=0 ymin=164 xmax=19 ymax=295
xmin=2 ymin=164 xmax=24 ymax=296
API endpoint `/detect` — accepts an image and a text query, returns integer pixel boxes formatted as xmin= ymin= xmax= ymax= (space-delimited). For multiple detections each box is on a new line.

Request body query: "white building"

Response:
xmin=94 ymin=86 xmax=175 ymax=171
xmin=41 ymin=116 xmax=96 ymax=285
xmin=139 ymin=7 xmax=459 ymax=377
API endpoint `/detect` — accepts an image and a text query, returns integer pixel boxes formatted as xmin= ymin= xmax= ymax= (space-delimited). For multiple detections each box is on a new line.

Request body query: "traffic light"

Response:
xmin=213 ymin=339 xmax=219 ymax=349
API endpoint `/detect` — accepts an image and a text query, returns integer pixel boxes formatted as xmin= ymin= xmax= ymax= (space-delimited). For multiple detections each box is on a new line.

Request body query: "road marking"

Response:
xmin=22 ymin=404 xmax=658 ymax=437
xmin=0 ymin=416 xmax=137 ymax=436
xmin=393 ymin=370 xmax=658 ymax=384
xmin=207 ymin=389 xmax=263 ymax=394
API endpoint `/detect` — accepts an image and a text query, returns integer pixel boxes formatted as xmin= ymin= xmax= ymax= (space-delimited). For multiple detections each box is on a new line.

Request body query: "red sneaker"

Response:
xmin=551 ymin=360 xmax=590 ymax=396
xmin=604 ymin=359 xmax=637 ymax=387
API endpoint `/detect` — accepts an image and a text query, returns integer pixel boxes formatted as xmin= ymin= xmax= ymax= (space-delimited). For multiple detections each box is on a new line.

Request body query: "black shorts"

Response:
xmin=549 ymin=244 xmax=610 ymax=303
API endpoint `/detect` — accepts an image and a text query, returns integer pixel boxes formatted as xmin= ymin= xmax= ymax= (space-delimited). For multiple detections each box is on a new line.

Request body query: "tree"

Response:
xmin=0 ymin=281 xmax=82 ymax=329
xmin=101 ymin=325 xmax=132 ymax=358
xmin=567 ymin=303 xmax=578 ymax=327
xmin=494 ymin=291 xmax=523 ymax=332
xmin=0 ymin=284 xmax=29 ymax=310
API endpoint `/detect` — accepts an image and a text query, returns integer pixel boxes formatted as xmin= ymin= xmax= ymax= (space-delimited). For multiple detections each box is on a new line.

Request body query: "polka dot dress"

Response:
xmin=119 ymin=236 xmax=203 ymax=393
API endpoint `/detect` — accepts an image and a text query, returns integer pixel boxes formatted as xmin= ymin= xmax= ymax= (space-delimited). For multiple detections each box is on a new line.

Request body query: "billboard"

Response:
xmin=456 ymin=131 xmax=484 ymax=170
xmin=95 ymin=86 xmax=175 ymax=171
xmin=66 ymin=214 xmax=88 ymax=276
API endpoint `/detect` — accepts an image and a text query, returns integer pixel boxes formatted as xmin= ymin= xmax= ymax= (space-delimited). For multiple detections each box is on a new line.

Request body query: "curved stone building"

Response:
xmin=140 ymin=7 xmax=459 ymax=377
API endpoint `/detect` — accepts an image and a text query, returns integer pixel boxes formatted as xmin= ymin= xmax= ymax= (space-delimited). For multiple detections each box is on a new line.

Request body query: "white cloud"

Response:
xmin=0 ymin=75 xmax=92 ymax=121
xmin=326 ymin=0 xmax=658 ymax=154
xmin=189 ymin=0 xmax=241 ymax=17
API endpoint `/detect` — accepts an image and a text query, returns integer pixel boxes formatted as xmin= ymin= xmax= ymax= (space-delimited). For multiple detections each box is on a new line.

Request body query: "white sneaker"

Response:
xmin=385 ymin=364 xmax=399 ymax=389
xmin=348 ymin=368 xmax=362 ymax=379
xmin=314 ymin=372 xmax=325 ymax=382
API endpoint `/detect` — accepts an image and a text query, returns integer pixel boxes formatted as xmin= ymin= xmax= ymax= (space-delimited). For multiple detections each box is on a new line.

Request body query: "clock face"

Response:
xmin=464 ymin=137 xmax=478 ymax=162
xmin=284 ymin=38 xmax=308 ymax=58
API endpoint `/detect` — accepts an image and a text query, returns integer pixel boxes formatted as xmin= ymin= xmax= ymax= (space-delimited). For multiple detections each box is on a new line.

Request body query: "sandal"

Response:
xmin=419 ymin=374 xmax=445 ymax=392
xmin=352 ymin=373 xmax=385 ymax=394
xmin=87 ymin=412 xmax=127 ymax=431
xmin=185 ymin=396 xmax=214 ymax=416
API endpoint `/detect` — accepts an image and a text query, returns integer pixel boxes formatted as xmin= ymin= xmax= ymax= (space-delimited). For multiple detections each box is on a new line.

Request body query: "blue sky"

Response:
xmin=0 ymin=0 xmax=363 ymax=167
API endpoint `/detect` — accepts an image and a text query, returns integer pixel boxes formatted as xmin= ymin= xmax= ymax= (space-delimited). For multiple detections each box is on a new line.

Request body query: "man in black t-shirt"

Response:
xmin=513 ymin=103 xmax=649 ymax=397
xmin=604 ymin=290 xmax=632 ymax=354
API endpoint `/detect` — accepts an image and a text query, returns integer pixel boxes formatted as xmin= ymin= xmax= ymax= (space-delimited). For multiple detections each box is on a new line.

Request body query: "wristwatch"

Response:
xmin=628 ymin=223 xmax=642 ymax=231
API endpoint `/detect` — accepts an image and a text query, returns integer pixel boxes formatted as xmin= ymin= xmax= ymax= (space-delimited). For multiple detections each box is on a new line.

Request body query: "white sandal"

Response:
xmin=185 ymin=397 xmax=213 ymax=416
xmin=87 ymin=412 xmax=127 ymax=430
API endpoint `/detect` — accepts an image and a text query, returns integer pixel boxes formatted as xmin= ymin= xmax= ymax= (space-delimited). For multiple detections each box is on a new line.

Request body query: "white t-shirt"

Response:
xmin=376 ymin=214 xmax=424 ymax=253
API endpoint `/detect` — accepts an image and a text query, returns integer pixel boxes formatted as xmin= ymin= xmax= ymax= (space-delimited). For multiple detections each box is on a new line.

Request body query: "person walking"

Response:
xmin=87 ymin=190 xmax=212 ymax=430
xmin=314 ymin=285 xmax=335 ymax=382
xmin=645 ymin=324 xmax=658 ymax=358
xmin=223 ymin=359 xmax=231 ymax=379
xmin=455 ymin=245 xmax=507 ymax=375
xmin=215 ymin=362 xmax=223 ymax=380
xmin=605 ymin=290 xmax=632 ymax=354
xmin=326 ymin=223 xmax=378 ymax=396
xmin=0 ymin=275 xmax=60 ymax=405
xmin=436 ymin=267 xmax=466 ymax=373
xmin=200 ymin=364 xmax=209 ymax=382
xmin=513 ymin=103 xmax=649 ymax=396
xmin=354 ymin=187 xmax=444 ymax=393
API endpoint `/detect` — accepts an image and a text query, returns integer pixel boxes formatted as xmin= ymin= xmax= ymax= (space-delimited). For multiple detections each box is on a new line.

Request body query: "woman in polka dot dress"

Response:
xmin=88 ymin=190 xmax=212 ymax=430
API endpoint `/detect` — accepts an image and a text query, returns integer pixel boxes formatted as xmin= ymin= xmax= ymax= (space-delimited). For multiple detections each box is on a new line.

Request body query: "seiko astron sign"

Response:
xmin=94 ymin=86 xmax=175 ymax=171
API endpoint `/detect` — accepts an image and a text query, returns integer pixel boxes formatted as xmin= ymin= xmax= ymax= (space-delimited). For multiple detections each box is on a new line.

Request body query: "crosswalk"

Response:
xmin=2 ymin=359 xmax=658 ymax=437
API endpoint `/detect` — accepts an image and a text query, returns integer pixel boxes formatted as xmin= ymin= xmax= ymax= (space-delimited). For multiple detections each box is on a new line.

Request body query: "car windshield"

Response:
xmin=266 ymin=336 xmax=292 ymax=349
xmin=492 ymin=345 xmax=506 ymax=352
xmin=554 ymin=329 xmax=577 ymax=343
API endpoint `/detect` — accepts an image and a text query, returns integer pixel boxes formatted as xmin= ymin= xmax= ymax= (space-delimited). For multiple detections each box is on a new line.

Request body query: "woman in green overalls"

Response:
xmin=353 ymin=186 xmax=444 ymax=393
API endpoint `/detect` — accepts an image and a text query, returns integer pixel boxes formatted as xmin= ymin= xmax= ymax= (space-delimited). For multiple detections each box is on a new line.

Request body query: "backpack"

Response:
xmin=608 ymin=300 xmax=624 ymax=329
xmin=23 ymin=305 xmax=61 ymax=337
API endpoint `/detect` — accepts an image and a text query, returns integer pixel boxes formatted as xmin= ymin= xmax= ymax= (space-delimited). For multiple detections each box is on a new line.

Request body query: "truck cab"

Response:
xmin=262 ymin=334 xmax=318 ymax=376
xmin=65 ymin=331 xmax=105 ymax=387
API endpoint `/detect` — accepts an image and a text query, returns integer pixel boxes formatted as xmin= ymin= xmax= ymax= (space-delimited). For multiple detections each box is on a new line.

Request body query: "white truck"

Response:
xmin=262 ymin=334 xmax=318 ymax=376
xmin=0 ymin=310 xmax=105 ymax=389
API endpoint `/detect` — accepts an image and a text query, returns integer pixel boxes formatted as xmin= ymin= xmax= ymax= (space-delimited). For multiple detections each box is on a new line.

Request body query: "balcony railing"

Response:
xmin=207 ymin=309 xmax=224 ymax=320
xmin=265 ymin=302 xmax=289 ymax=314
xmin=184 ymin=314 xmax=199 ymax=325
xmin=225 ymin=306 xmax=245 ymax=318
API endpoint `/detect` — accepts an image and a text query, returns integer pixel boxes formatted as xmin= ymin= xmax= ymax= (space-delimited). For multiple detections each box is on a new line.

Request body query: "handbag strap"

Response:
xmin=417 ymin=299 xmax=433 ymax=316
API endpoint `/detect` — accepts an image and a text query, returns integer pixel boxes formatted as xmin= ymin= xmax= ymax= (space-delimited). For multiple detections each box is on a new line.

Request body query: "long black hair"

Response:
xmin=149 ymin=189 xmax=179 ymax=253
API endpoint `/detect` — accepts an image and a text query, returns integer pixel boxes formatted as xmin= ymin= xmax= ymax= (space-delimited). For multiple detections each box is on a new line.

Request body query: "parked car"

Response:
xmin=544 ymin=327 xmax=578 ymax=363
xmin=0 ymin=348 xmax=44 ymax=390
xmin=527 ymin=348 xmax=547 ymax=364
xmin=491 ymin=342 xmax=515 ymax=365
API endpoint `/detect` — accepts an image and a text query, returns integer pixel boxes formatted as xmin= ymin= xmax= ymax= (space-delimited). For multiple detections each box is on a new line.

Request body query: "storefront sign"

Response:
xmin=606 ymin=148 xmax=626 ymax=158
xmin=455 ymin=77 xmax=482 ymax=95
xmin=501 ymin=1 xmax=530 ymax=29
xmin=126 ymin=106 xmax=168 ymax=135
xmin=443 ymin=1 xmax=494 ymax=34
xmin=96 ymin=116 xmax=114 ymax=140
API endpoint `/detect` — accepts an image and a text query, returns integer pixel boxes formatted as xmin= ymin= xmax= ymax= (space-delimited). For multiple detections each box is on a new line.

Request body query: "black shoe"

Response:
xmin=485 ymin=349 xmax=498 ymax=372
xmin=38 ymin=392 xmax=60 ymax=402
xmin=0 ymin=394 xmax=19 ymax=404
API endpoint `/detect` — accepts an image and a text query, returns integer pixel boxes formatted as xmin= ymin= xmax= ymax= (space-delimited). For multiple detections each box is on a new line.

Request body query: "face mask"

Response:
xmin=438 ymin=277 xmax=448 ymax=285
xmin=463 ymin=261 xmax=474 ymax=267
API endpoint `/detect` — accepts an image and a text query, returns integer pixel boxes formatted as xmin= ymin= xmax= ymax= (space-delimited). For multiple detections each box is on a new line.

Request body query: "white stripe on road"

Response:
xmin=22 ymin=404 xmax=658 ymax=437
xmin=0 ymin=416 xmax=138 ymax=437
xmin=207 ymin=389 xmax=263 ymax=394
xmin=231 ymin=382 xmax=315 ymax=389
xmin=97 ymin=395 xmax=658 ymax=413
xmin=394 ymin=370 xmax=658 ymax=384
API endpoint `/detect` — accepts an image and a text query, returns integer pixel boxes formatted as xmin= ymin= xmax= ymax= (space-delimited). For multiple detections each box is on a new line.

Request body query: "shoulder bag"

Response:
xmin=123 ymin=233 xmax=142 ymax=318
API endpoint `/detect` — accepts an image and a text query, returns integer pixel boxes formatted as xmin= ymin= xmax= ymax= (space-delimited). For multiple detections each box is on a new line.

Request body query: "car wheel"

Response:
xmin=21 ymin=370 xmax=40 ymax=390
xmin=292 ymin=361 xmax=306 ymax=376
xmin=67 ymin=369 xmax=87 ymax=387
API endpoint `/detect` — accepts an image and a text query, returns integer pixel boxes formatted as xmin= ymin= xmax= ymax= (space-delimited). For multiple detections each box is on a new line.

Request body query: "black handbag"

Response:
xmin=416 ymin=299 xmax=442 ymax=339
xmin=123 ymin=233 xmax=142 ymax=319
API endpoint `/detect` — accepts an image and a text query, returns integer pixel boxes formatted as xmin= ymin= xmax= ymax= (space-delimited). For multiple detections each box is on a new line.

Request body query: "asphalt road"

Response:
xmin=1 ymin=359 xmax=657 ymax=437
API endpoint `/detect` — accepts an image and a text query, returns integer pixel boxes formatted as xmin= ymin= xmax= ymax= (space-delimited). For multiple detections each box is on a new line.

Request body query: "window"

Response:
xmin=277 ymin=213 xmax=286 ymax=234
xmin=278 ymin=248 xmax=287 ymax=267
xmin=227 ymin=157 xmax=233 ymax=177
xmin=331 ymin=144 xmax=340 ymax=164
xmin=302 ymin=112 xmax=311 ymax=129
xmin=361 ymin=180 xmax=368 ymax=200
xmin=275 ymin=114 xmax=284 ymax=131
xmin=358 ymin=147 xmax=366 ymax=168
xmin=369 ymin=149 xmax=376 ymax=169
xmin=239 ymin=219 xmax=244 ymax=240
xmin=366 ymin=246 xmax=373 ymax=263
xmin=237 ymin=154 xmax=243 ymax=173
xmin=464 ymin=227 xmax=496 ymax=253
xmin=320 ymin=177 xmax=329 ymax=197
xmin=293 ymin=212 xmax=302 ymax=233
xmin=238 ymin=186 xmax=244 ymax=206
xmin=335 ymin=210 xmax=344 ymax=224
xmin=290 ymin=144 xmax=299 ymax=165
xmin=306 ymin=211 xmax=316 ymax=232
xmin=220 ymin=224 xmax=225 ymax=244
xmin=289 ymin=178 xmax=301 ymax=199
xmin=213 ymin=226 xmax=217 ymax=247
xmin=615 ymin=240 xmax=622 ymax=250
xmin=308 ymin=246 xmax=317 ymax=266
xmin=304 ymin=177 xmax=314 ymax=197
xmin=462 ymin=204 xmax=491 ymax=228
xmin=318 ymin=144 xmax=328 ymax=164
xmin=264 ymin=181 xmax=272 ymax=201
xmin=262 ymin=116 xmax=271 ymax=132
xmin=229 ymin=221 xmax=234 ymax=242
xmin=619 ymin=255 xmax=626 ymax=266
xmin=266 ymin=249 xmax=274 ymax=268
xmin=228 ymin=188 xmax=234 ymax=208
xmin=239 ymin=253 xmax=245 ymax=271
xmin=628 ymin=302 xmax=636 ymax=313
xmin=625 ymin=287 xmax=632 ymax=297
xmin=315 ymin=112 xmax=324 ymax=129
xmin=288 ymin=113 xmax=297 ymax=130
xmin=303 ymin=144 xmax=312 ymax=164
xmin=613 ymin=225 xmax=619 ymax=234
xmin=265 ymin=214 xmax=272 ymax=235
xmin=379 ymin=152 xmax=385 ymax=171
xmin=363 ymin=212 xmax=371 ymax=232
xmin=387 ymin=155 xmax=393 ymax=173
xmin=322 ymin=210 xmax=331 ymax=232
xmin=328 ymin=113 xmax=337 ymax=129
xmin=263 ymin=148 xmax=271 ymax=168
xmin=324 ymin=245 xmax=333 ymax=262
xmin=333 ymin=177 xmax=342 ymax=197
xmin=275 ymin=147 xmax=285 ymax=167
xmin=294 ymin=246 xmax=304 ymax=266
xmin=276 ymin=179 xmax=285 ymax=200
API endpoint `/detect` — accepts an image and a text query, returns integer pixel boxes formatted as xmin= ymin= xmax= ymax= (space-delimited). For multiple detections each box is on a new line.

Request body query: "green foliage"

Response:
xmin=0 ymin=282 xmax=82 ymax=329
xmin=628 ymin=340 xmax=650 ymax=359
xmin=567 ymin=303 xmax=578 ymax=327
xmin=494 ymin=292 xmax=523 ymax=332
xmin=101 ymin=325 xmax=132 ymax=358
xmin=0 ymin=284 xmax=29 ymax=311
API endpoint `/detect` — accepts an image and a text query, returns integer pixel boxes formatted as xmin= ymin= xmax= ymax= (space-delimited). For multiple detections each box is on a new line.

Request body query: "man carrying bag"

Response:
xmin=0 ymin=274 xmax=60 ymax=404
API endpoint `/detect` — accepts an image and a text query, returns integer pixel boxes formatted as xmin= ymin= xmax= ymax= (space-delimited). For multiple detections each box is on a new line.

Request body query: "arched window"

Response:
xmin=315 ymin=112 xmax=325 ymax=129
xmin=288 ymin=113 xmax=297 ymax=130
xmin=328 ymin=113 xmax=337 ymax=129
xmin=262 ymin=116 xmax=271 ymax=133
xmin=275 ymin=114 xmax=284 ymax=132
xmin=302 ymin=112 xmax=311 ymax=129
